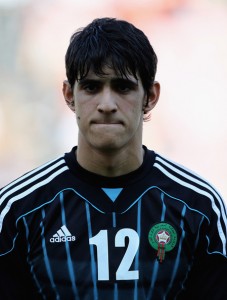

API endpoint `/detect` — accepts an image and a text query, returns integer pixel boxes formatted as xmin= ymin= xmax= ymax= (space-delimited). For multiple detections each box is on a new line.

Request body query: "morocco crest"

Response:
xmin=148 ymin=222 xmax=177 ymax=263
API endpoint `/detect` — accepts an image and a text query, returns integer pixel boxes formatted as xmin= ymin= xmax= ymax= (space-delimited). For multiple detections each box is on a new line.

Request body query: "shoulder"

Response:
xmin=152 ymin=152 xmax=227 ymax=251
xmin=0 ymin=153 xmax=70 ymax=245
xmin=0 ymin=154 xmax=69 ymax=207
xmin=153 ymin=152 xmax=223 ymax=198
xmin=152 ymin=152 xmax=227 ymax=218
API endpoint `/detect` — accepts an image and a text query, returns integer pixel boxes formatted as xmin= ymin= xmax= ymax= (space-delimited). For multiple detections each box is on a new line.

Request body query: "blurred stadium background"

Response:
xmin=0 ymin=0 xmax=227 ymax=202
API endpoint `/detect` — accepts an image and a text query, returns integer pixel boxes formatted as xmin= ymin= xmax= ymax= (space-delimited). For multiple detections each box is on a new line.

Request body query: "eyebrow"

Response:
xmin=78 ymin=79 xmax=100 ymax=85
xmin=111 ymin=78 xmax=139 ymax=86
xmin=78 ymin=77 xmax=138 ymax=86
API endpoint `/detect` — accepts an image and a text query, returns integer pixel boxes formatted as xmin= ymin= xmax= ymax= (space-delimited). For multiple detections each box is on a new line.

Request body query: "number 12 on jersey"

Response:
xmin=89 ymin=228 xmax=140 ymax=281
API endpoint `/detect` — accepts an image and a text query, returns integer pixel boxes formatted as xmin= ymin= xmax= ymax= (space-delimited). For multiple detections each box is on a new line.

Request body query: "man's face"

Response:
xmin=64 ymin=66 xmax=156 ymax=153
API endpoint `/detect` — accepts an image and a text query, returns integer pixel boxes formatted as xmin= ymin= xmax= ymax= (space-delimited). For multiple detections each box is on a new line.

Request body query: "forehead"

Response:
xmin=83 ymin=65 xmax=139 ymax=82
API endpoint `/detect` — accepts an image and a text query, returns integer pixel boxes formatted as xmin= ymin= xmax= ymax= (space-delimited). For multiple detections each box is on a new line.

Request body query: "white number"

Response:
xmin=89 ymin=228 xmax=139 ymax=281
xmin=115 ymin=228 xmax=139 ymax=280
xmin=89 ymin=230 xmax=109 ymax=280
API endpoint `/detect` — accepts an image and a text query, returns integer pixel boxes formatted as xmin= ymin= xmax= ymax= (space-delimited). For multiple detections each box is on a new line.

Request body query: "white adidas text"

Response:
xmin=50 ymin=236 xmax=76 ymax=243
xmin=50 ymin=225 xmax=76 ymax=243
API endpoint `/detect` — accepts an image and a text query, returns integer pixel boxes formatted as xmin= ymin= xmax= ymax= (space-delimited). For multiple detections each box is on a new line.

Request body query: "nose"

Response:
xmin=97 ymin=88 xmax=118 ymax=113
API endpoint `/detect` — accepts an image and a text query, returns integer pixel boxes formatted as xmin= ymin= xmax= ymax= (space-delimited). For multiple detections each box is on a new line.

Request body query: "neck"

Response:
xmin=76 ymin=144 xmax=144 ymax=177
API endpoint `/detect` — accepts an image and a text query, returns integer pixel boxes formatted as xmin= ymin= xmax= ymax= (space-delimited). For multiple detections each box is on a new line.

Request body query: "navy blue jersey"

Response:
xmin=0 ymin=146 xmax=227 ymax=300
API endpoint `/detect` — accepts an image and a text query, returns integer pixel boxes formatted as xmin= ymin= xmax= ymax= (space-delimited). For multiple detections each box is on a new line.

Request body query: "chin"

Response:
xmin=91 ymin=140 xmax=122 ymax=152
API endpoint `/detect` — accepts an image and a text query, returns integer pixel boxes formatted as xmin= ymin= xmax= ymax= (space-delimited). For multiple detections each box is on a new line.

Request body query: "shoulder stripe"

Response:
xmin=155 ymin=156 xmax=225 ymax=202
xmin=0 ymin=158 xmax=65 ymax=205
xmin=0 ymin=157 xmax=63 ymax=197
xmin=0 ymin=160 xmax=68 ymax=233
xmin=154 ymin=157 xmax=227 ymax=255
xmin=154 ymin=156 xmax=227 ymax=221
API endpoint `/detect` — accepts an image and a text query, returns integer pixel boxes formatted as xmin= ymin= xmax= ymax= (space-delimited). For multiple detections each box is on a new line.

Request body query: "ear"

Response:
xmin=62 ymin=80 xmax=75 ymax=112
xmin=143 ymin=81 xmax=160 ymax=114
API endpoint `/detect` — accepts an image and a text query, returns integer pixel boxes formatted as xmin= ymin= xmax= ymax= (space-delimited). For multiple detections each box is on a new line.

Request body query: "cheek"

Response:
xmin=74 ymin=105 xmax=91 ymax=123
xmin=125 ymin=107 xmax=143 ymax=132
xmin=129 ymin=102 xmax=144 ymax=119
xmin=73 ymin=104 xmax=81 ymax=122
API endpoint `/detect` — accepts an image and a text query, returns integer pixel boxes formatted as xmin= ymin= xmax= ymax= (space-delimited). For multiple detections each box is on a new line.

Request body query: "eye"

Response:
xmin=79 ymin=80 xmax=101 ymax=94
xmin=118 ymin=83 xmax=131 ymax=93
xmin=114 ymin=79 xmax=138 ymax=94
xmin=83 ymin=83 xmax=99 ymax=93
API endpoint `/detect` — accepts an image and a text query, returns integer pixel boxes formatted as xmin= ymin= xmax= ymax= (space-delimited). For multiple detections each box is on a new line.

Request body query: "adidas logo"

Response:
xmin=50 ymin=225 xmax=76 ymax=243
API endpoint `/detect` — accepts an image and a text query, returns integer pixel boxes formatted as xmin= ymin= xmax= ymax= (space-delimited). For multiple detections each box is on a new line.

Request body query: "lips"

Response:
xmin=91 ymin=120 xmax=124 ymax=125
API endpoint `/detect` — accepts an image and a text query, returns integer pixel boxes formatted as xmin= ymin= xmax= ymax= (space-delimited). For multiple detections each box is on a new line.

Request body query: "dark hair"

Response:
xmin=65 ymin=17 xmax=158 ymax=96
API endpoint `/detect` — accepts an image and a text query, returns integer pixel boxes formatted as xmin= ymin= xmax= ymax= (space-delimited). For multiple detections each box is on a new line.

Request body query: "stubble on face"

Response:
xmin=73 ymin=67 xmax=147 ymax=155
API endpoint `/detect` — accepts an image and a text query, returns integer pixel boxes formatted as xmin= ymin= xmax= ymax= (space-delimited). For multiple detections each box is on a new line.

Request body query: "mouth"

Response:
xmin=90 ymin=121 xmax=124 ymax=132
xmin=91 ymin=120 xmax=124 ymax=125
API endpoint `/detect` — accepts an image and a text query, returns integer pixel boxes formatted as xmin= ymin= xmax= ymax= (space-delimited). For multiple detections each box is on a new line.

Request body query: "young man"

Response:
xmin=0 ymin=17 xmax=226 ymax=300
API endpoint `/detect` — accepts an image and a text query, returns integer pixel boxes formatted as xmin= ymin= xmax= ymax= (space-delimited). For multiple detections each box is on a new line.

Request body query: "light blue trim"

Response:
xmin=23 ymin=217 xmax=45 ymax=298
xmin=114 ymin=283 xmax=118 ymax=300
xmin=147 ymin=260 xmax=159 ymax=299
xmin=0 ymin=188 xmax=105 ymax=256
xmin=160 ymin=192 xmax=166 ymax=221
xmin=165 ymin=205 xmax=186 ymax=298
xmin=102 ymin=188 xmax=123 ymax=202
xmin=2 ymin=186 xmax=227 ymax=264
xmin=194 ymin=216 xmax=204 ymax=249
xmin=0 ymin=232 xmax=19 ymax=256
xmin=147 ymin=192 xmax=166 ymax=299
xmin=59 ymin=192 xmax=79 ymax=299
xmin=18 ymin=188 xmax=105 ymax=219
xmin=176 ymin=215 xmax=205 ymax=299
xmin=206 ymin=235 xmax=227 ymax=257
xmin=134 ymin=200 xmax=141 ymax=300
xmin=112 ymin=212 xmax=118 ymax=299
xmin=112 ymin=212 xmax=116 ymax=228
xmin=121 ymin=186 xmax=210 ymax=224
xmin=85 ymin=202 xmax=98 ymax=299
xmin=40 ymin=209 xmax=60 ymax=300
